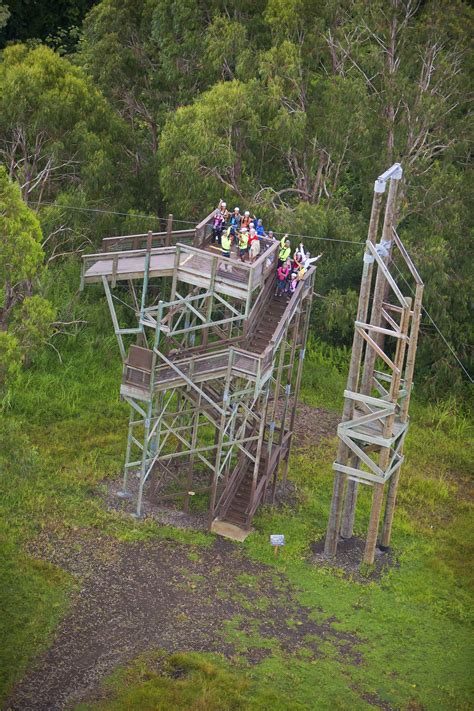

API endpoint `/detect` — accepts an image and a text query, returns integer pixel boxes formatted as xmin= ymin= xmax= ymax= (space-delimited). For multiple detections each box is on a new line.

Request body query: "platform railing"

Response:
xmin=102 ymin=229 xmax=195 ymax=252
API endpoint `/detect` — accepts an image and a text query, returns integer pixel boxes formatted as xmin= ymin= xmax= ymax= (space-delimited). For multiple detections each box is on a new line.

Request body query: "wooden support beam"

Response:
xmin=325 ymin=187 xmax=383 ymax=557
xmin=380 ymin=283 xmax=423 ymax=548
xmin=363 ymin=298 xmax=411 ymax=563
xmin=101 ymin=276 xmax=126 ymax=360
xmin=361 ymin=176 xmax=399 ymax=396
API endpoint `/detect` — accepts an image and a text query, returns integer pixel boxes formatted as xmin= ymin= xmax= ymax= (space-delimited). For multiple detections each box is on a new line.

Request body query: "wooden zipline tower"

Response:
xmin=81 ymin=212 xmax=315 ymax=537
xmin=324 ymin=163 xmax=424 ymax=564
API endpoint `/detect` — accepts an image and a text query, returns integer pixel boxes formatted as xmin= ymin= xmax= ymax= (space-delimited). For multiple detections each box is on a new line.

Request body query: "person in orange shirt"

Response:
xmin=241 ymin=210 xmax=254 ymax=229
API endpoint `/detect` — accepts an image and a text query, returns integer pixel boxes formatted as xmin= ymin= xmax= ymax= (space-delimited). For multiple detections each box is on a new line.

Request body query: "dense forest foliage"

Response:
xmin=0 ymin=0 xmax=472 ymax=403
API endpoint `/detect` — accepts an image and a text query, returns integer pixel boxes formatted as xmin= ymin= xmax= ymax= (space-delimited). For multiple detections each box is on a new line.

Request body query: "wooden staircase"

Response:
xmin=244 ymin=294 xmax=289 ymax=354
xmin=211 ymin=293 xmax=296 ymax=537
xmin=223 ymin=448 xmax=269 ymax=528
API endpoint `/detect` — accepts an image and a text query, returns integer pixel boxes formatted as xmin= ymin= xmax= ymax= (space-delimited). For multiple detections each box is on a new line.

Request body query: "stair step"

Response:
xmin=229 ymin=502 xmax=249 ymax=511
xmin=226 ymin=514 xmax=248 ymax=525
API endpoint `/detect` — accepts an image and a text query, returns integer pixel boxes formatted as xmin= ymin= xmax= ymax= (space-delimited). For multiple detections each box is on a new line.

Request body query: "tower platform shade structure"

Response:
xmin=81 ymin=211 xmax=316 ymax=535
xmin=324 ymin=164 xmax=424 ymax=565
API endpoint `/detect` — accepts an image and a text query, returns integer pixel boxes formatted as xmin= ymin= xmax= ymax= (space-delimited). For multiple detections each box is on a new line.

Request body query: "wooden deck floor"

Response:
xmin=84 ymin=251 xmax=176 ymax=282
xmin=83 ymin=246 xmax=251 ymax=299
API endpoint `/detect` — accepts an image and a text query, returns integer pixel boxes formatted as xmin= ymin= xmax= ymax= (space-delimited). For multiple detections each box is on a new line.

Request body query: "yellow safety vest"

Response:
xmin=279 ymin=246 xmax=291 ymax=262
xmin=239 ymin=232 xmax=249 ymax=249
xmin=221 ymin=232 xmax=232 ymax=251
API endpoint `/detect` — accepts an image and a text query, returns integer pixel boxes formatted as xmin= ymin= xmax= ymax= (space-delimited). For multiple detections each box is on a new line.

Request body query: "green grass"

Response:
xmin=74 ymin=650 xmax=341 ymax=711
xmin=299 ymin=338 xmax=349 ymax=411
xmin=239 ymin=402 xmax=474 ymax=710
xmin=0 ymin=311 xmax=473 ymax=708
xmin=0 ymin=326 xmax=212 ymax=700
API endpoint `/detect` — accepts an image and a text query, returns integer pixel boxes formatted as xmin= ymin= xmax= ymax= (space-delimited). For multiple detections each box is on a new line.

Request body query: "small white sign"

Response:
xmin=270 ymin=534 xmax=285 ymax=547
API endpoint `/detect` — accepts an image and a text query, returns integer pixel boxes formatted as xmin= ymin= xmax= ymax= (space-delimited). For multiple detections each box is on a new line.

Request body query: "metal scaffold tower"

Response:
xmin=324 ymin=163 xmax=424 ymax=564
xmin=81 ymin=212 xmax=315 ymax=537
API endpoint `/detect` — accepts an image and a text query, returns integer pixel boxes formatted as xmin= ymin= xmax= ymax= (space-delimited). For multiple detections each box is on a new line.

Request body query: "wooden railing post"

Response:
xmin=166 ymin=214 xmax=173 ymax=246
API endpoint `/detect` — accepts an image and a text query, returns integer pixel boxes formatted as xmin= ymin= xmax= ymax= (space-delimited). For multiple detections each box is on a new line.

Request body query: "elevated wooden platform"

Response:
xmin=82 ymin=238 xmax=279 ymax=302
xmin=81 ymin=210 xmax=316 ymax=534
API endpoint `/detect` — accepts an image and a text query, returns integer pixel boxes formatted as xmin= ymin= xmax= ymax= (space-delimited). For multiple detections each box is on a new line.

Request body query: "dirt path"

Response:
xmin=7 ymin=532 xmax=359 ymax=711
xmin=6 ymin=403 xmax=344 ymax=710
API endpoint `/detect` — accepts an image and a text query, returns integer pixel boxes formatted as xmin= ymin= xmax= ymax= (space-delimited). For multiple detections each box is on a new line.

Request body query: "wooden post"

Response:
xmin=364 ymin=482 xmax=384 ymax=564
xmin=324 ymin=187 xmax=384 ymax=557
xmin=360 ymin=177 xmax=399 ymax=395
xmin=280 ymin=286 xmax=313 ymax=485
xmin=341 ymin=174 xmax=401 ymax=541
xmin=136 ymin=300 xmax=163 ymax=518
xmin=166 ymin=214 xmax=173 ymax=246
xmin=340 ymin=456 xmax=359 ymax=538
xmin=281 ymin=305 xmax=301 ymax=487
xmin=208 ymin=353 xmax=234 ymax=528
xmin=139 ymin=231 xmax=153 ymax=326
xmin=119 ymin=405 xmax=135 ymax=496
xmin=248 ymin=388 xmax=270 ymax=520
xmin=185 ymin=389 xmax=200 ymax=513
xmin=102 ymin=276 xmax=126 ymax=361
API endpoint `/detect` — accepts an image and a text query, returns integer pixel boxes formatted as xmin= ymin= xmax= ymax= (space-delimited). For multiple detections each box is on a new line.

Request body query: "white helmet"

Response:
xmin=244 ymin=210 xmax=250 ymax=216
xmin=234 ymin=207 xmax=240 ymax=212
xmin=221 ymin=202 xmax=226 ymax=208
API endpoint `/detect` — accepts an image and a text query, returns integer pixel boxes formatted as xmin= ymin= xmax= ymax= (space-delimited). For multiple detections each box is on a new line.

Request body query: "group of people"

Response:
xmin=210 ymin=200 xmax=322 ymax=293
xmin=212 ymin=201 xmax=272 ymax=264
xmin=275 ymin=237 xmax=322 ymax=297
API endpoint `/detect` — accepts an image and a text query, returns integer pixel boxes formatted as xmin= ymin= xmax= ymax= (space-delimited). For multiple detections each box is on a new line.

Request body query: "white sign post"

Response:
xmin=270 ymin=534 xmax=285 ymax=557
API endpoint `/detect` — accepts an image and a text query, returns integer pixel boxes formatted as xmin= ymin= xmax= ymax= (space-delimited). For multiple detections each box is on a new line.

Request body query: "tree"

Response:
xmin=0 ymin=166 xmax=43 ymax=329
xmin=0 ymin=167 xmax=56 ymax=383
xmin=0 ymin=42 xmax=133 ymax=260
xmin=0 ymin=44 xmax=129 ymax=212
xmin=159 ymin=80 xmax=262 ymax=216
xmin=0 ymin=0 xmax=98 ymax=50
xmin=78 ymin=0 xmax=268 ymax=213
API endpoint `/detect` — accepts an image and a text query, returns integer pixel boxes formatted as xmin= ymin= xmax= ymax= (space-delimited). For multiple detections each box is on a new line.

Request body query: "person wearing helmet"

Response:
xmin=230 ymin=207 xmax=242 ymax=232
xmin=218 ymin=200 xmax=229 ymax=221
xmin=241 ymin=210 xmax=253 ymax=229
xmin=275 ymin=258 xmax=291 ymax=297
xmin=293 ymin=245 xmax=304 ymax=272
xmin=249 ymin=225 xmax=260 ymax=263
xmin=256 ymin=218 xmax=265 ymax=237
xmin=300 ymin=243 xmax=323 ymax=269
xmin=238 ymin=228 xmax=249 ymax=261
xmin=278 ymin=234 xmax=291 ymax=267
xmin=229 ymin=208 xmax=241 ymax=251
xmin=288 ymin=271 xmax=298 ymax=297
xmin=212 ymin=208 xmax=224 ymax=244
xmin=221 ymin=225 xmax=233 ymax=257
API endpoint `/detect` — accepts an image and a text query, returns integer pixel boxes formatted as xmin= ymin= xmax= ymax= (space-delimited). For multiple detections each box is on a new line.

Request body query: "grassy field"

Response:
xmin=0 ymin=311 xmax=473 ymax=709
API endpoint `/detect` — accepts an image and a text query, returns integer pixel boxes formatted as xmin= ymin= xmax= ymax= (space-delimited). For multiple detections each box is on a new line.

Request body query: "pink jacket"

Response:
xmin=277 ymin=265 xmax=290 ymax=281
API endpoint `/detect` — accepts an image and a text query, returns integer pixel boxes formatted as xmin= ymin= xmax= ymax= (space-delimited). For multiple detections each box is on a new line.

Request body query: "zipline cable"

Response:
xmin=41 ymin=200 xmax=471 ymax=380
xmin=391 ymin=261 xmax=473 ymax=383
xmin=40 ymin=201 xmax=365 ymax=246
